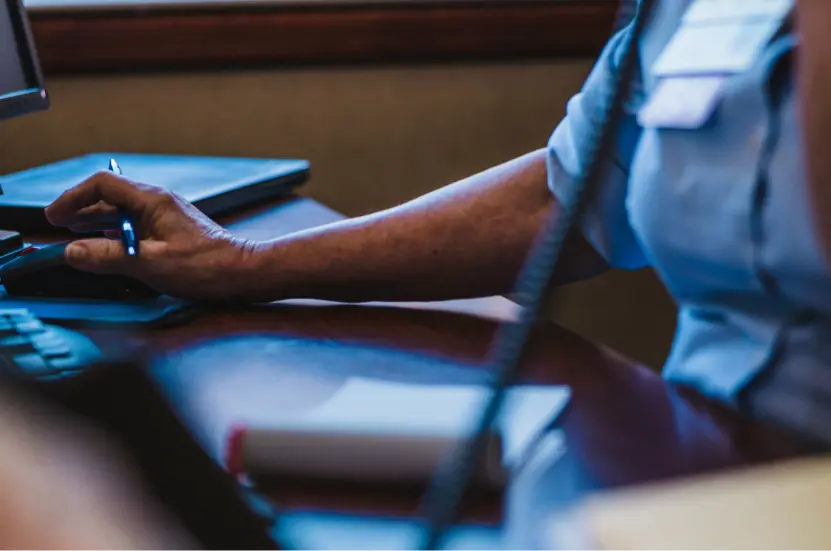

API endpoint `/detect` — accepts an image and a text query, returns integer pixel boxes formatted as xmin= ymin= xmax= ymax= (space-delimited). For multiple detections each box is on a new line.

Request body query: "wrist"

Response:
xmin=228 ymin=238 xmax=287 ymax=303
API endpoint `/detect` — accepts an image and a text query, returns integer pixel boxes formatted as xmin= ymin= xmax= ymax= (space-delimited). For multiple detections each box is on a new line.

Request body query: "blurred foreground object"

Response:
xmin=546 ymin=456 xmax=831 ymax=549
xmin=0 ymin=385 xmax=193 ymax=549
xmin=7 ymin=357 xmax=281 ymax=550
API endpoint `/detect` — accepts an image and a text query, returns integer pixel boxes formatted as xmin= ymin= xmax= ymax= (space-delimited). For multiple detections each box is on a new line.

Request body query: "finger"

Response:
xmin=51 ymin=205 xmax=121 ymax=231
xmin=103 ymin=230 xmax=121 ymax=240
xmin=67 ymin=223 xmax=119 ymax=235
xmin=46 ymin=172 xmax=157 ymax=227
xmin=65 ymin=204 xmax=122 ymax=234
xmin=77 ymin=202 xmax=119 ymax=221
xmin=61 ymin=205 xmax=120 ymax=233
xmin=64 ymin=239 xmax=135 ymax=275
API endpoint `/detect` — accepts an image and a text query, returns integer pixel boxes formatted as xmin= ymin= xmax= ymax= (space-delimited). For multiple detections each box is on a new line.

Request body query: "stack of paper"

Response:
xmin=227 ymin=377 xmax=571 ymax=488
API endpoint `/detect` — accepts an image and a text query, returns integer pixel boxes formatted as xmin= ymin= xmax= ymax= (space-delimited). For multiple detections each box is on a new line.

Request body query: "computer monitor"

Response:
xmin=0 ymin=0 xmax=48 ymax=122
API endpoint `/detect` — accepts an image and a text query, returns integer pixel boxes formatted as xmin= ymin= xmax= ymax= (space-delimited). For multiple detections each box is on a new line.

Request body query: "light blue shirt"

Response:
xmin=547 ymin=0 xmax=831 ymax=444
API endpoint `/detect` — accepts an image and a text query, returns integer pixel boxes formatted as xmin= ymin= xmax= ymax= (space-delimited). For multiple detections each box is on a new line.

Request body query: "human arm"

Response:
xmin=44 ymin=149 xmax=609 ymax=303
xmin=241 ymin=148 xmax=608 ymax=303
xmin=45 ymin=20 xmax=647 ymax=304
xmin=796 ymin=1 xmax=831 ymax=266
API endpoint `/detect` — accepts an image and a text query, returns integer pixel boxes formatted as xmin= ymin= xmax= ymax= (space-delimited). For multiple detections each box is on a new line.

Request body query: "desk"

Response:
xmin=57 ymin=196 xmax=817 ymax=548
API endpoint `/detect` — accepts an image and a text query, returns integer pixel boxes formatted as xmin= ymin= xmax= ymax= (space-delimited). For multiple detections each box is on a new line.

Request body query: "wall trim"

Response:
xmin=29 ymin=0 xmax=618 ymax=74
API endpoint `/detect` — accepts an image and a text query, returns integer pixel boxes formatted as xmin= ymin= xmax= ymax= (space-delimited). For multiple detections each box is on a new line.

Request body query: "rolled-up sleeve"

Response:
xmin=547 ymin=27 xmax=649 ymax=270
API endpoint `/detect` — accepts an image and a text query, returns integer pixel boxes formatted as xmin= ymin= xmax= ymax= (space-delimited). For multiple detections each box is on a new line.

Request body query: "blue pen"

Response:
xmin=108 ymin=158 xmax=139 ymax=257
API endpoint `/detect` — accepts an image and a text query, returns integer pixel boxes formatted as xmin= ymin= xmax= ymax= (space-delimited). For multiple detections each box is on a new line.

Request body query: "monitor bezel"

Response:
xmin=0 ymin=0 xmax=49 ymax=122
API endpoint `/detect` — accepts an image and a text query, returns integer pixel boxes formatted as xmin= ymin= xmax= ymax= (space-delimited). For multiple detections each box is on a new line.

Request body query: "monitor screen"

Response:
xmin=0 ymin=5 xmax=28 ymax=97
xmin=0 ymin=0 xmax=48 ymax=121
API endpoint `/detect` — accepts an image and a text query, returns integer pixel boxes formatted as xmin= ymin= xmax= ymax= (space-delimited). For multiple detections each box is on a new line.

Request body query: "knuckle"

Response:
xmin=136 ymin=182 xmax=165 ymax=195
xmin=151 ymin=187 xmax=176 ymax=207
xmin=89 ymin=169 xmax=111 ymax=180
xmin=88 ymin=170 xmax=118 ymax=185
xmin=86 ymin=171 xmax=123 ymax=196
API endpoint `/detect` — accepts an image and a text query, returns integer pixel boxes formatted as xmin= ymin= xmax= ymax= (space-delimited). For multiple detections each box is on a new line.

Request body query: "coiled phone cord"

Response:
xmin=417 ymin=0 xmax=655 ymax=548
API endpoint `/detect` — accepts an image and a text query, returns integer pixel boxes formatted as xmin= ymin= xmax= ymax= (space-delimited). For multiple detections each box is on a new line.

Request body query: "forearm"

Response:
xmin=240 ymin=149 xmax=608 ymax=303
xmin=797 ymin=1 xmax=831 ymax=263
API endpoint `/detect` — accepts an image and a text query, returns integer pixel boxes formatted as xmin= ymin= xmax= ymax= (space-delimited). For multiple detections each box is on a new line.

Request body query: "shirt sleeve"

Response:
xmin=547 ymin=26 xmax=649 ymax=270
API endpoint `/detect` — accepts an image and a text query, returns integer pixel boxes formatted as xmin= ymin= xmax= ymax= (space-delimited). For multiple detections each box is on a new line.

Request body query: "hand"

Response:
xmin=45 ymin=171 xmax=259 ymax=302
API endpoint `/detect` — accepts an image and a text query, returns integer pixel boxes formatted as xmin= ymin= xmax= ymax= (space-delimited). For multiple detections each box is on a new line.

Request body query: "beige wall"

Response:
xmin=0 ymin=61 xmax=677 ymax=368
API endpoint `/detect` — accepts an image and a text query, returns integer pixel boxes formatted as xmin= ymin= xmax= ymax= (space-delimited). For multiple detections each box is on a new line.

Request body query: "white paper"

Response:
xmin=158 ymin=335 xmax=570 ymax=484
xmin=246 ymin=377 xmax=570 ymax=466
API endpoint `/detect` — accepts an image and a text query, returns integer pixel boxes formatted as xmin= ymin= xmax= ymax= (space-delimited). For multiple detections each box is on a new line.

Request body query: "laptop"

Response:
xmin=0 ymin=153 xmax=310 ymax=231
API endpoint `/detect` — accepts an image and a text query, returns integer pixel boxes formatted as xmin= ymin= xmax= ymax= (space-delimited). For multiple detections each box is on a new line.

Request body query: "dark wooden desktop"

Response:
xmin=44 ymin=195 xmax=817 ymax=546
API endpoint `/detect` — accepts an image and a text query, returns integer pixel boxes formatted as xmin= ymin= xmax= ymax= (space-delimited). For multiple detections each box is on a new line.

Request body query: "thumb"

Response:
xmin=65 ymin=239 xmax=130 ymax=274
